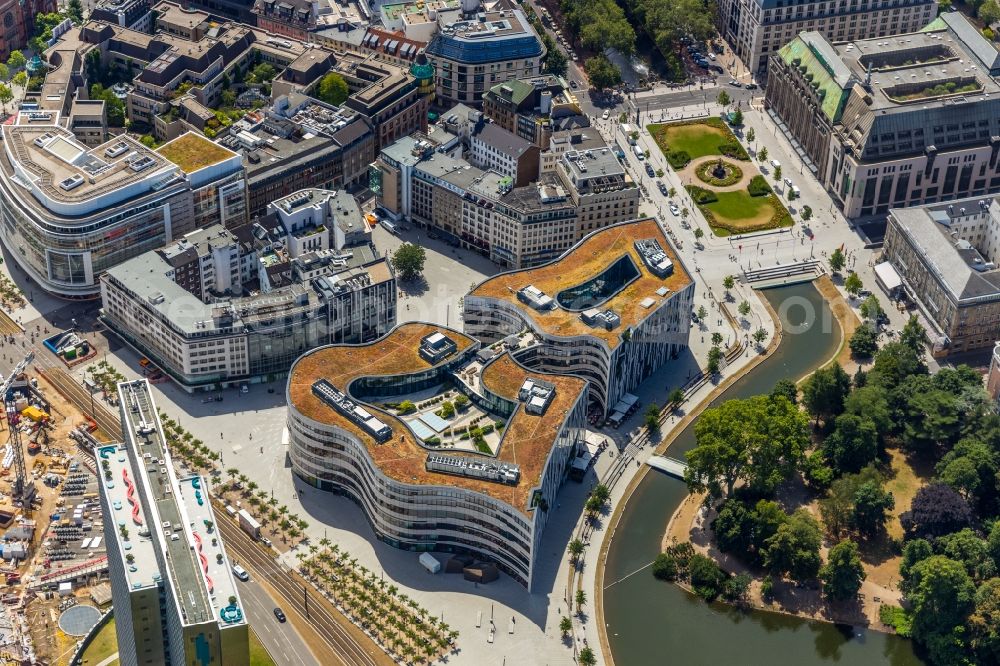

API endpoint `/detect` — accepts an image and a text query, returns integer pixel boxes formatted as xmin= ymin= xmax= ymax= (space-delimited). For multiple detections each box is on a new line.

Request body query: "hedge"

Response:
xmin=719 ymin=141 xmax=750 ymax=161
xmin=747 ymin=175 xmax=772 ymax=197
xmin=686 ymin=185 xmax=719 ymax=204
xmin=666 ymin=150 xmax=691 ymax=169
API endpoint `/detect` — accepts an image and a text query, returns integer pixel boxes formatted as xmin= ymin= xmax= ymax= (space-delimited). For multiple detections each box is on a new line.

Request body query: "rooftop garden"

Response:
xmin=886 ymin=78 xmax=982 ymax=103
xmin=157 ymin=133 xmax=235 ymax=173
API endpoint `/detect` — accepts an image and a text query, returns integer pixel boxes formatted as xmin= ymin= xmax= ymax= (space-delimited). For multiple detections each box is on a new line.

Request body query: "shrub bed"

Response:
xmin=695 ymin=160 xmax=743 ymax=187
xmin=686 ymin=185 xmax=718 ymax=204
xmin=719 ymin=141 xmax=750 ymax=161
xmin=747 ymin=175 xmax=772 ymax=197
xmin=666 ymin=150 xmax=691 ymax=169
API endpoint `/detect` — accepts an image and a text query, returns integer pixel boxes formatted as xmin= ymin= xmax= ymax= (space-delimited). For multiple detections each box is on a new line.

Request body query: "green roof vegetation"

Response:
xmin=779 ymin=36 xmax=850 ymax=123
xmin=157 ymin=133 xmax=235 ymax=173
xmin=889 ymin=80 xmax=982 ymax=102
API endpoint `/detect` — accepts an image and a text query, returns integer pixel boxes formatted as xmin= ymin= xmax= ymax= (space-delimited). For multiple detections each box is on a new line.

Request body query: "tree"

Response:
xmin=829 ymin=247 xmax=846 ymax=273
xmin=706 ymin=345 xmax=722 ymax=375
xmin=11 ymin=70 xmax=26 ymax=88
xmin=684 ymin=394 xmax=809 ymax=501
xmin=575 ymin=589 xmax=587 ymax=612
xmin=849 ymin=323 xmax=879 ymax=359
xmin=567 ymin=538 xmax=585 ymax=562
xmin=821 ymin=540 xmax=866 ymax=601
xmin=584 ymin=54 xmax=622 ymax=90
xmin=773 ymin=165 xmax=782 ymax=182
xmin=578 ymin=647 xmax=597 ymax=666
xmin=0 ymin=64 xmax=9 ymax=82
xmin=844 ymin=272 xmax=863 ymax=298
xmin=317 ymin=72 xmax=349 ymax=106
xmin=900 ymin=316 xmax=929 ymax=359
xmin=90 ymin=83 xmax=126 ymax=127
xmin=901 ymin=482 xmax=972 ymax=538
xmin=724 ymin=572 xmax=752 ymax=606
xmin=907 ymin=556 xmax=976 ymax=664
xmin=938 ymin=529 xmax=994 ymax=582
xmin=559 ymin=615 xmax=573 ymax=637
xmin=667 ymin=387 xmax=685 ymax=407
xmin=652 ymin=551 xmax=680 ymax=580
xmin=722 ymin=275 xmax=735 ymax=298
xmin=802 ymin=205 xmax=813 ymax=221
xmin=981 ymin=0 xmax=1000 ymax=25
xmin=391 ymin=243 xmax=426 ymax=280
xmin=746 ymin=128 xmax=756 ymax=144
xmin=543 ymin=45 xmax=567 ymax=76
xmin=852 ymin=480 xmax=895 ymax=536
xmin=711 ymin=332 xmax=723 ymax=347
xmin=738 ymin=300 xmax=751 ymax=319
xmin=732 ymin=109 xmax=743 ymax=126
xmin=753 ymin=327 xmax=768 ymax=345
xmin=770 ymin=379 xmax=798 ymax=405
xmin=0 ymin=84 xmax=12 ymax=113
xmin=758 ymin=147 xmax=768 ymax=163
xmin=7 ymin=51 xmax=25 ymax=72
xmin=823 ymin=413 xmax=879 ymax=473
xmin=717 ymin=90 xmax=731 ymax=107
xmin=694 ymin=227 xmax=705 ymax=240
xmin=970 ymin=577 xmax=1000 ymax=663
xmin=764 ymin=509 xmax=822 ymax=583
xmin=688 ymin=553 xmax=727 ymax=601
xmin=859 ymin=295 xmax=884 ymax=323
xmin=697 ymin=305 xmax=708 ymax=321
xmin=67 ymin=0 xmax=84 ymax=22
xmin=937 ymin=437 xmax=999 ymax=508
xmin=645 ymin=403 xmax=660 ymax=432
xmin=801 ymin=363 xmax=851 ymax=426
xmin=251 ymin=63 xmax=276 ymax=83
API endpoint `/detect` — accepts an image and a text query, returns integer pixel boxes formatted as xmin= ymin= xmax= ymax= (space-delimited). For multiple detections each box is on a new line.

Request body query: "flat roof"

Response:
xmin=157 ymin=132 xmax=239 ymax=174
xmin=289 ymin=323 xmax=585 ymax=514
xmin=471 ymin=218 xmax=691 ymax=348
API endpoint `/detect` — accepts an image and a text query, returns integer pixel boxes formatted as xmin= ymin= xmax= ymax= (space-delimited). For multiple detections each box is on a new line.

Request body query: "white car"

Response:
xmin=602 ymin=110 xmax=610 ymax=120
xmin=770 ymin=159 xmax=781 ymax=169
xmin=783 ymin=177 xmax=793 ymax=186
xmin=669 ymin=204 xmax=680 ymax=217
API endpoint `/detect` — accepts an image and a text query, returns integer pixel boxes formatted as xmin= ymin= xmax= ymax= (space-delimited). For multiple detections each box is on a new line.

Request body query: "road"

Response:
xmin=217 ymin=517 xmax=388 ymax=666
xmin=237 ymin=572 xmax=318 ymax=666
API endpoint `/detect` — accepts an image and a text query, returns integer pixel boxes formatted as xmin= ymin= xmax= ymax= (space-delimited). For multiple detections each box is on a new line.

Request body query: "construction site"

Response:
xmin=0 ymin=352 xmax=119 ymax=665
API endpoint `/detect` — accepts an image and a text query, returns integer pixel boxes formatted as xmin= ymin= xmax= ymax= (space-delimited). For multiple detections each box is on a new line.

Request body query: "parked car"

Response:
xmin=669 ymin=204 xmax=680 ymax=216
xmin=273 ymin=608 xmax=287 ymax=622
xmin=770 ymin=159 xmax=781 ymax=169
xmin=602 ymin=110 xmax=610 ymax=120
xmin=645 ymin=163 xmax=655 ymax=177
xmin=657 ymin=181 xmax=669 ymax=195
xmin=570 ymin=80 xmax=578 ymax=88
xmin=745 ymin=82 xmax=758 ymax=90
xmin=729 ymin=79 xmax=741 ymax=86
xmin=783 ymin=177 xmax=793 ymax=186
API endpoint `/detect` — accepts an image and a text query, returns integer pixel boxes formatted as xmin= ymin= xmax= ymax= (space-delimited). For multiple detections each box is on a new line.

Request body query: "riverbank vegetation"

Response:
xmin=655 ymin=315 xmax=1000 ymax=664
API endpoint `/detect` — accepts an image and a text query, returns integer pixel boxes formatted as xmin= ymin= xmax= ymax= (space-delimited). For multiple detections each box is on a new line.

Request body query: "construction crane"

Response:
xmin=2 ymin=353 xmax=35 ymax=508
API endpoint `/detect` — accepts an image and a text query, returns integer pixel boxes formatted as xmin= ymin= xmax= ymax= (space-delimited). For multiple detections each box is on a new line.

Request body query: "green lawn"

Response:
xmin=250 ymin=628 xmax=276 ymax=666
xmin=701 ymin=191 xmax=793 ymax=235
xmin=80 ymin=618 xmax=118 ymax=665
xmin=654 ymin=124 xmax=730 ymax=160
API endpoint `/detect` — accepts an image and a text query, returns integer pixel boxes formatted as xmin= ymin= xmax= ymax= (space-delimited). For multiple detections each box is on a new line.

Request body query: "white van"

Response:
xmin=633 ymin=145 xmax=645 ymax=160
xmin=232 ymin=564 xmax=249 ymax=581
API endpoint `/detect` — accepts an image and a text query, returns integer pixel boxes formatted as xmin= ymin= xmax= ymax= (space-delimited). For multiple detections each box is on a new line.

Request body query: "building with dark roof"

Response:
xmin=766 ymin=15 xmax=1000 ymax=220
xmin=469 ymin=121 xmax=539 ymax=186
xmin=482 ymin=74 xmax=583 ymax=147
xmin=425 ymin=2 xmax=544 ymax=105
xmin=882 ymin=195 xmax=1000 ymax=355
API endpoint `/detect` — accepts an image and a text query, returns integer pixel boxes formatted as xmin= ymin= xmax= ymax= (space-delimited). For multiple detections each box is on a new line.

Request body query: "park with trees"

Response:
xmin=652 ymin=313 xmax=1000 ymax=664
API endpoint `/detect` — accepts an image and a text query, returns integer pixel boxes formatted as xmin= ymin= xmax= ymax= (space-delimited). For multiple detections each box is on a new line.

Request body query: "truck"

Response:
xmin=237 ymin=508 xmax=260 ymax=540
xmin=381 ymin=219 xmax=398 ymax=235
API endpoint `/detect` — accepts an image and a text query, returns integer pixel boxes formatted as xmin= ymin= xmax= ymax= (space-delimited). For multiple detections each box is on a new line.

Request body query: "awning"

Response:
xmin=608 ymin=410 xmax=626 ymax=424
xmin=623 ymin=393 xmax=639 ymax=406
xmin=612 ymin=400 xmax=630 ymax=414
xmin=874 ymin=261 xmax=902 ymax=291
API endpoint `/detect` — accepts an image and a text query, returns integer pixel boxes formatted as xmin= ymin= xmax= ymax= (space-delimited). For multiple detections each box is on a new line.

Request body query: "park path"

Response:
xmin=679 ymin=155 xmax=756 ymax=192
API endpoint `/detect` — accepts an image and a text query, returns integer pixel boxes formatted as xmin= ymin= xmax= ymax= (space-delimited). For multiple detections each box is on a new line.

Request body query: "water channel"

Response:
xmin=603 ymin=282 xmax=923 ymax=666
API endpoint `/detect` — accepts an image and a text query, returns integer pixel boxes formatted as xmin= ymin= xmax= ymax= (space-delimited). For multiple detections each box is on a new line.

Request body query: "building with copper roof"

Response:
xmin=286 ymin=322 xmax=588 ymax=589
xmin=464 ymin=218 xmax=694 ymax=418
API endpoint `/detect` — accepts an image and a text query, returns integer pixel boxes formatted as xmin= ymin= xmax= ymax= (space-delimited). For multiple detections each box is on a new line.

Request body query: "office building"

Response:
xmin=219 ymin=94 xmax=376 ymax=215
xmin=99 ymin=379 xmax=249 ymax=665
xmin=469 ymin=121 xmax=539 ymax=186
xmin=766 ymin=14 xmax=1000 ymax=220
xmin=372 ymin=130 xmax=638 ymax=268
xmin=464 ymin=218 xmax=694 ymax=418
xmin=90 ymin=0 xmax=155 ymax=30
xmin=882 ymin=196 xmax=1000 ymax=355
xmin=425 ymin=1 xmax=544 ymax=105
xmin=100 ymin=195 xmax=396 ymax=389
xmin=286 ymin=322 xmax=588 ymax=590
xmin=482 ymin=75 xmax=584 ymax=148
xmin=0 ymin=121 xmax=243 ymax=298
xmin=718 ymin=0 xmax=936 ymax=77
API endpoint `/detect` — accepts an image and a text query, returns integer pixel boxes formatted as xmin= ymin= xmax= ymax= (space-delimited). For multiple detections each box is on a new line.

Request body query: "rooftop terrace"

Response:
xmin=471 ymin=219 xmax=691 ymax=348
xmin=288 ymin=323 xmax=586 ymax=514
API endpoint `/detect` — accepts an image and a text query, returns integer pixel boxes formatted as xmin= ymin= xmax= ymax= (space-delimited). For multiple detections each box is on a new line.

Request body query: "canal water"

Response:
xmin=603 ymin=282 xmax=923 ymax=666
